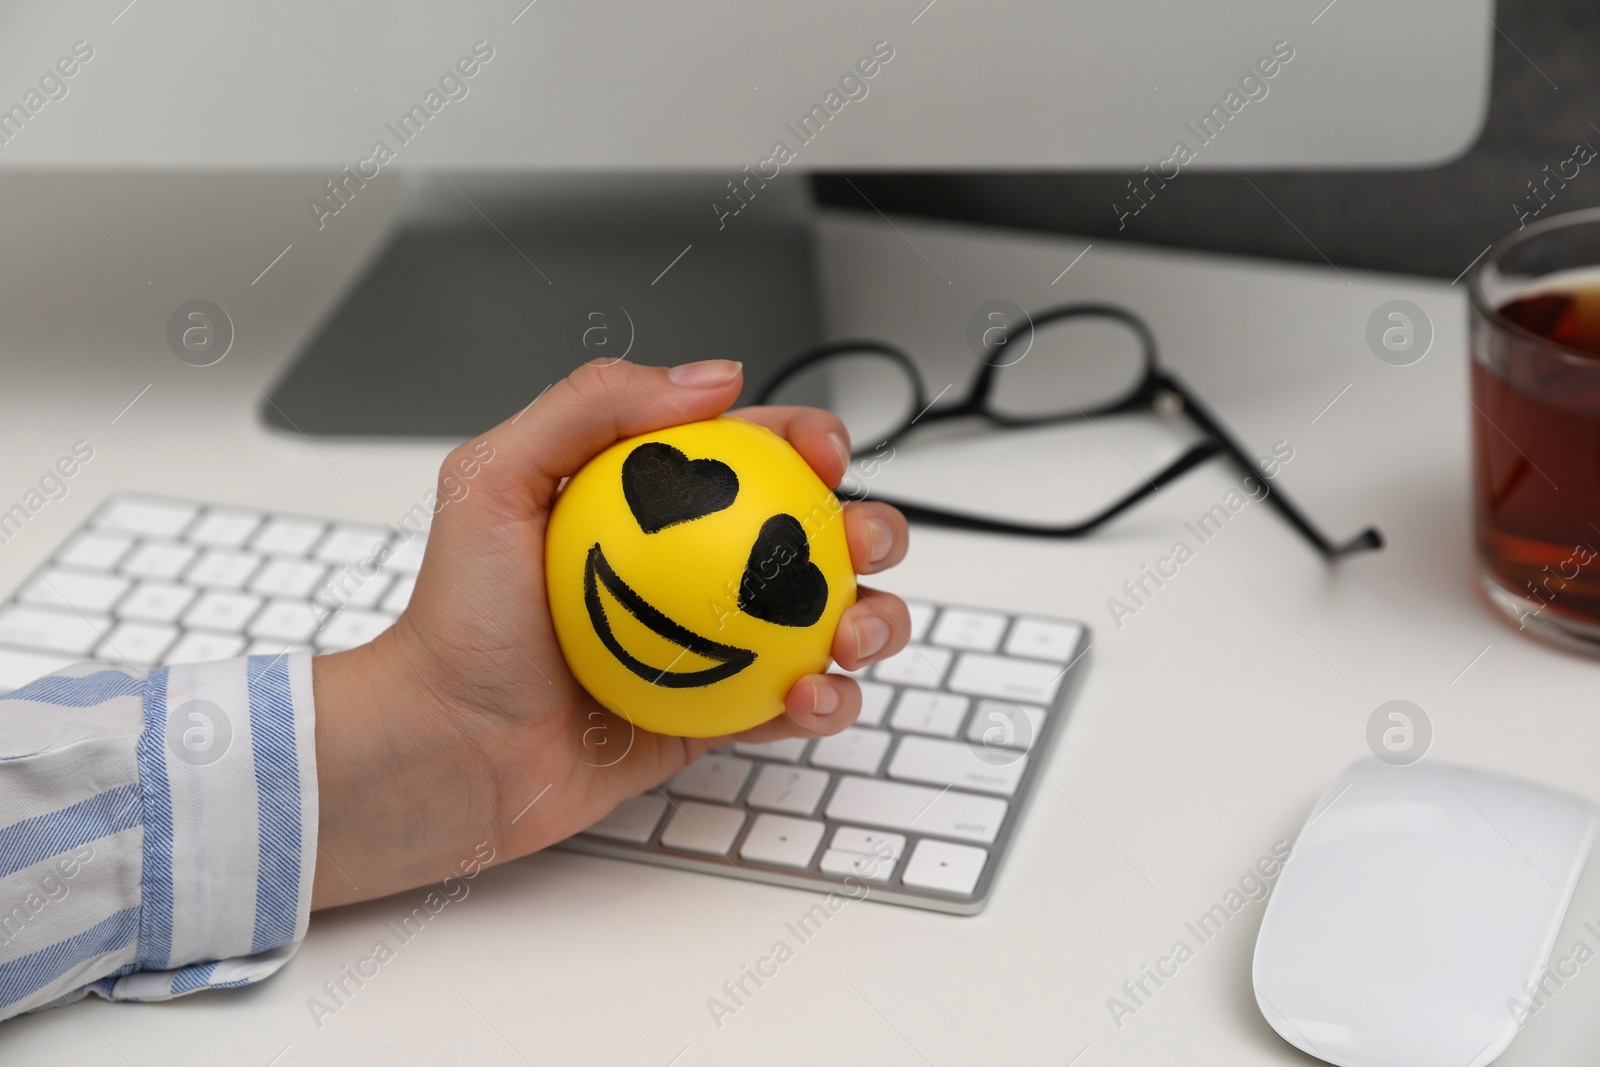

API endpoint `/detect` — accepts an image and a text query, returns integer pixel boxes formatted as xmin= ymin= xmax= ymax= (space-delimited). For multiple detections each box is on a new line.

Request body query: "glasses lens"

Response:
xmin=988 ymin=313 xmax=1148 ymax=419
xmin=761 ymin=351 xmax=918 ymax=448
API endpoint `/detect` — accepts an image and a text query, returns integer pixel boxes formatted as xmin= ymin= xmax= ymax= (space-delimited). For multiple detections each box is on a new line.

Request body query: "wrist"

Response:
xmin=309 ymin=624 xmax=503 ymax=909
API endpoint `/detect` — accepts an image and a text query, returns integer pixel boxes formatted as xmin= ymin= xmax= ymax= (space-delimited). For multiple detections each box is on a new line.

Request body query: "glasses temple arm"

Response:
xmin=1163 ymin=376 xmax=1383 ymax=559
xmin=869 ymin=440 xmax=1222 ymax=538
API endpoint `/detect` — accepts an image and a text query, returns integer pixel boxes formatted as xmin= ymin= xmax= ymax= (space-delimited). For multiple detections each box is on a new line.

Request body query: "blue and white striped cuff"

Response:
xmin=114 ymin=651 xmax=319 ymax=1001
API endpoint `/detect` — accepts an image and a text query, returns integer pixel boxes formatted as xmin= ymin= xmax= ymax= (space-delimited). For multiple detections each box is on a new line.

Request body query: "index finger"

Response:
xmin=726 ymin=405 xmax=852 ymax=490
xmin=463 ymin=359 xmax=745 ymax=515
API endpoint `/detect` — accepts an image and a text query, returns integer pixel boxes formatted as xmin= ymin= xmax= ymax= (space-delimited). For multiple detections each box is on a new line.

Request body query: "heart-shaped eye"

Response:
xmin=739 ymin=514 xmax=828 ymax=627
xmin=622 ymin=442 xmax=739 ymax=534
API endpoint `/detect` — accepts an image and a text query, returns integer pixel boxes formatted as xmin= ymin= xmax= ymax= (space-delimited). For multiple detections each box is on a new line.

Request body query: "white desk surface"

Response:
xmin=5 ymin=184 xmax=1600 ymax=1065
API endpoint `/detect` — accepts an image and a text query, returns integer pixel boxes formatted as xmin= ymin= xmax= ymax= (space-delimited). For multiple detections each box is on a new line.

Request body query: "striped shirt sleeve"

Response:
xmin=0 ymin=652 xmax=318 ymax=1021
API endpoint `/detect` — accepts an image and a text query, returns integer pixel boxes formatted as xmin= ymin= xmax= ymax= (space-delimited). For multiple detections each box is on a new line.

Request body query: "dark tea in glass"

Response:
xmin=1471 ymin=208 xmax=1600 ymax=651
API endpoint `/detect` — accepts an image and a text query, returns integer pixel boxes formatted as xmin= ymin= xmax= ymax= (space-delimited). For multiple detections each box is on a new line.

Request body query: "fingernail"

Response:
xmin=854 ymin=614 xmax=890 ymax=661
xmin=812 ymin=680 xmax=841 ymax=717
xmin=827 ymin=431 xmax=851 ymax=471
xmin=667 ymin=359 xmax=742 ymax=388
xmin=865 ymin=517 xmax=893 ymax=564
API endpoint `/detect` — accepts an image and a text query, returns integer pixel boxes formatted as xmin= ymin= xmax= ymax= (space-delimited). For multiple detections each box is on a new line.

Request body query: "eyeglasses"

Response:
xmin=756 ymin=302 xmax=1382 ymax=560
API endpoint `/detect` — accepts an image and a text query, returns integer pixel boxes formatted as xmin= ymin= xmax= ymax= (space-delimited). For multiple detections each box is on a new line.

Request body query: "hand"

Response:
xmin=309 ymin=358 xmax=911 ymax=908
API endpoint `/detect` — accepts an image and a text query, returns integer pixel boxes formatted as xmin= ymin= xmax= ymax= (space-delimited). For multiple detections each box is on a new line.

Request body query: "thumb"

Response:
xmin=473 ymin=359 xmax=743 ymax=510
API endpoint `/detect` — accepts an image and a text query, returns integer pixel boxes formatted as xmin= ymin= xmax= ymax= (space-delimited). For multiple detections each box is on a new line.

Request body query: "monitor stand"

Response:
xmin=261 ymin=172 xmax=821 ymax=438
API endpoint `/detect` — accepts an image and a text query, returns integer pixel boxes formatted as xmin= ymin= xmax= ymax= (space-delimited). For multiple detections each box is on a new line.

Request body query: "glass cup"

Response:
xmin=1470 ymin=207 xmax=1600 ymax=652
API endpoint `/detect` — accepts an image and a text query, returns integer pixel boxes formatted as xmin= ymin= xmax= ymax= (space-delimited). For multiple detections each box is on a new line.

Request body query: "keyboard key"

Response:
xmin=905 ymin=601 xmax=936 ymax=642
xmin=659 ymin=801 xmax=745 ymax=855
xmin=739 ymin=814 xmax=824 ymax=868
xmin=809 ymin=727 xmax=891 ymax=775
xmin=820 ymin=848 xmax=895 ymax=882
xmin=889 ymin=689 xmax=969 ymax=737
xmin=831 ymin=826 xmax=906 ymax=860
xmin=341 ymin=573 xmax=393 ymax=610
xmin=96 ymin=499 xmax=197 ymax=538
xmin=668 ymin=754 xmax=754 ymax=804
xmin=97 ymin=622 xmax=178 ymax=666
xmin=856 ymin=680 xmax=894 ymax=726
xmin=744 ymin=765 xmax=830 ymax=815
xmin=888 ymin=735 xmax=1028 ymax=796
xmin=948 ymin=652 xmax=1063 ymax=704
xmin=21 ymin=570 xmax=130 ymax=614
xmin=0 ymin=647 xmax=77 ymax=691
xmin=183 ymin=591 xmax=262 ymax=632
xmin=872 ymin=644 xmax=952 ymax=688
xmin=315 ymin=569 xmax=391 ymax=610
xmin=250 ymin=558 xmax=326 ymax=598
xmin=250 ymin=518 xmax=325 ymax=556
xmin=164 ymin=632 xmax=246 ymax=664
xmin=122 ymin=542 xmax=198 ymax=580
xmin=314 ymin=609 xmax=392 ymax=651
xmin=825 ymin=776 xmax=1008 ymax=844
xmin=733 ymin=738 xmax=810 ymax=762
xmin=584 ymin=793 xmax=668 ymax=843
xmin=186 ymin=550 xmax=262 ymax=590
xmin=930 ymin=608 xmax=1007 ymax=652
xmin=187 ymin=509 xmax=262 ymax=547
xmin=383 ymin=537 xmax=428 ymax=574
xmin=314 ymin=525 xmax=390 ymax=564
xmin=58 ymin=531 xmax=134 ymax=570
xmin=117 ymin=582 xmax=196 ymax=623
xmin=0 ymin=606 xmax=108 ymax=655
xmin=380 ymin=574 xmax=416 ymax=614
xmin=313 ymin=567 xmax=365 ymax=607
xmin=249 ymin=600 xmax=323 ymax=643
xmin=902 ymin=839 xmax=988 ymax=895
xmin=965 ymin=699 xmax=1045 ymax=751
xmin=1004 ymin=617 xmax=1084 ymax=662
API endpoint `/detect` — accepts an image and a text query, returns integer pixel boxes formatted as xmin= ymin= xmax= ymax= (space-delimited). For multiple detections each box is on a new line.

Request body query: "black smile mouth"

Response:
xmin=584 ymin=544 xmax=757 ymax=688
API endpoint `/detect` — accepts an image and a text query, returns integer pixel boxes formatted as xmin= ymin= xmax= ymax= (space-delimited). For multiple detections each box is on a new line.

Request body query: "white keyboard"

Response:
xmin=0 ymin=494 xmax=1092 ymax=914
xmin=0 ymin=495 xmax=420 ymax=687
xmin=565 ymin=598 xmax=1093 ymax=914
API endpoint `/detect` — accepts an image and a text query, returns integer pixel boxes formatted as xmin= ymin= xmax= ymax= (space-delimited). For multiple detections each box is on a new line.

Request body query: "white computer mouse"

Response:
xmin=1253 ymin=758 xmax=1597 ymax=1067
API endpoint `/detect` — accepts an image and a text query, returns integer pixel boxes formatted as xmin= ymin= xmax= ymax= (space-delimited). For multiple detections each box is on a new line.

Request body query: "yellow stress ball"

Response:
xmin=546 ymin=416 xmax=857 ymax=738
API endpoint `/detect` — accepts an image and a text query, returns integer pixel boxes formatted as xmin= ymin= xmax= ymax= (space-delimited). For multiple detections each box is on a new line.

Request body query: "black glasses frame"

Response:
xmin=755 ymin=302 xmax=1382 ymax=560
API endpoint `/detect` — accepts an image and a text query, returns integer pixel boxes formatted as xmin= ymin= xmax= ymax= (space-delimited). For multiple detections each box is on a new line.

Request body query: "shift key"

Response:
xmin=825 ymin=776 xmax=1008 ymax=844
xmin=948 ymin=652 xmax=1064 ymax=704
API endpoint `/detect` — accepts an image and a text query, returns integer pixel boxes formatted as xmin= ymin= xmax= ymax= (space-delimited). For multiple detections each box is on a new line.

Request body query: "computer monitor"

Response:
xmin=0 ymin=1 xmax=1492 ymax=435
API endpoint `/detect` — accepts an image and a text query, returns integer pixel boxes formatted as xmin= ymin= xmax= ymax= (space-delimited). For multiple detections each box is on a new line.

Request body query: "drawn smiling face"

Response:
xmin=545 ymin=418 xmax=856 ymax=738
